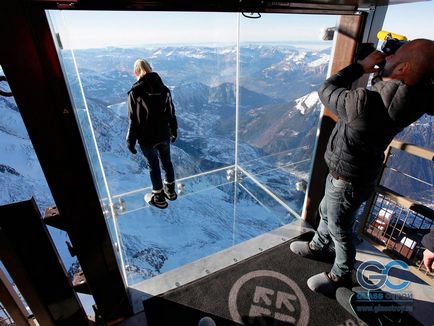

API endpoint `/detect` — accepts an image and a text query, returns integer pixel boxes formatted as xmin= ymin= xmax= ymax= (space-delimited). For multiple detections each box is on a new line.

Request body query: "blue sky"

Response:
xmin=56 ymin=12 xmax=338 ymax=48
xmin=382 ymin=1 xmax=434 ymax=40
xmin=52 ymin=1 xmax=434 ymax=48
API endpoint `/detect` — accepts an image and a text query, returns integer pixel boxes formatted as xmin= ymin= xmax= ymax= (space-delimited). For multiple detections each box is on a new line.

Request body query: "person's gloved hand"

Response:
xmin=170 ymin=130 xmax=177 ymax=143
xmin=127 ymin=142 xmax=137 ymax=154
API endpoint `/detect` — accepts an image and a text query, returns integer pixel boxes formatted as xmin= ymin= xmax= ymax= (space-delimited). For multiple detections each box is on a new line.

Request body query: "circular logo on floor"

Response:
xmin=228 ymin=270 xmax=309 ymax=325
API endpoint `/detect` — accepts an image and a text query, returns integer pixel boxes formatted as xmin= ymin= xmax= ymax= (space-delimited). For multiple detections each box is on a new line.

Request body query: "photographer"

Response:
xmin=291 ymin=38 xmax=434 ymax=296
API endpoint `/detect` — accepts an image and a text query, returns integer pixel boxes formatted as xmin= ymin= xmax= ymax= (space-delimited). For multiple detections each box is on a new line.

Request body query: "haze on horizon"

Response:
xmin=50 ymin=2 xmax=434 ymax=50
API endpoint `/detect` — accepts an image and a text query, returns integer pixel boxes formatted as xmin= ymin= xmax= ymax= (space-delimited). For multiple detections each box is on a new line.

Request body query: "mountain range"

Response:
xmin=1 ymin=44 xmax=432 ymax=285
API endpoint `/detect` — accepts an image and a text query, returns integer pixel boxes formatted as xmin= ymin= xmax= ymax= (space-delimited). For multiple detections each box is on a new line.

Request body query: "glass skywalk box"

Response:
xmin=46 ymin=10 xmax=337 ymax=287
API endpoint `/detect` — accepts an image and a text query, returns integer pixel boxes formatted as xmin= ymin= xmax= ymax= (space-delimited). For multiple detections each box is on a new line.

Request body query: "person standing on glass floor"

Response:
xmin=126 ymin=59 xmax=178 ymax=209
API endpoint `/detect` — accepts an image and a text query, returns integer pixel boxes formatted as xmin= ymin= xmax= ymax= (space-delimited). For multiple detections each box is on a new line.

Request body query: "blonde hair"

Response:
xmin=134 ymin=59 xmax=152 ymax=78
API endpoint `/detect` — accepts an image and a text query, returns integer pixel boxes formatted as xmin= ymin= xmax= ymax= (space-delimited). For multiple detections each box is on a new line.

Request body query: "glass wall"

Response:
xmin=47 ymin=11 xmax=238 ymax=198
xmin=45 ymin=10 xmax=337 ymax=286
xmin=46 ymin=11 xmax=239 ymax=285
xmin=238 ymin=14 xmax=336 ymax=215
xmin=116 ymin=168 xmax=294 ymax=284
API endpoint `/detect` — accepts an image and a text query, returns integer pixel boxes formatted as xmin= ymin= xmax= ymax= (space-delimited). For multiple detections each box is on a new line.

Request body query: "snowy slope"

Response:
xmin=3 ymin=44 xmax=431 ymax=286
xmin=0 ymin=96 xmax=76 ymax=273
xmin=0 ymin=44 xmax=332 ymax=284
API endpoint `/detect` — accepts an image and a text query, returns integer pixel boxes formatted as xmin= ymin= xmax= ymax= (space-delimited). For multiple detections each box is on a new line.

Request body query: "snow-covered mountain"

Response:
xmin=0 ymin=94 xmax=75 ymax=271
xmin=0 ymin=96 xmax=54 ymax=208
xmin=1 ymin=44 xmax=432 ymax=284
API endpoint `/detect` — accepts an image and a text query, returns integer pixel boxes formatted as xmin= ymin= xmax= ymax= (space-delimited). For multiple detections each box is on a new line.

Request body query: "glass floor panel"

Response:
xmin=111 ymin=168 xmax=296 ymax=286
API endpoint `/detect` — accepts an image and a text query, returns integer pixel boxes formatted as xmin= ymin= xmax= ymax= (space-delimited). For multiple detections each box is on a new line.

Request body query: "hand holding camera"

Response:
xmin=355 ymin=31 xmax=408 ymax=76
xmin=358 ymin=50 xmax=387 ymax=74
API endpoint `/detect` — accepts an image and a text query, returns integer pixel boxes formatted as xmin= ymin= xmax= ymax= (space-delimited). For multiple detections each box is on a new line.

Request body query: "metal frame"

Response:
xmin=301 ymin=13 xmax=366 ymax=226
xmin=0 ymin=268 xmax=36 ymax=326
xmin=28 ymin=0 xmax=359 ymax=14
xmin=358 ymin=141 xmax=434 ymax=234
xmin=25 ymin=0 xmax=425 ymax=13
xmin=0 ymin=199 xmax=88 ymax=326
xmin=0 ymin=0 xmax=131 ymax=323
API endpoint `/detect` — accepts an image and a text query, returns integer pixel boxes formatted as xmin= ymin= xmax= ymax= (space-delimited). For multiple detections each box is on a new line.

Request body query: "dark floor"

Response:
xmin=117 ymin=230 xmax=429 ymax=326
xmin=143 ymin=232 xmax=358 ymax=326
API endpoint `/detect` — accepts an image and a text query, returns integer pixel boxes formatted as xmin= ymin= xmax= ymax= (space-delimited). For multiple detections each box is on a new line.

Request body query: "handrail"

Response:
xmin=385 ymin=166 xmax=433 ymax=187
xmin=110 ymin=165 xmax=234 ymax=200
xmin=389 ymin=139 xmax=434 ymax=161
xmin=358 ymin=140 xmax=433 ymax=235
xmin=375 ymin=185 xmax=434 ymax=221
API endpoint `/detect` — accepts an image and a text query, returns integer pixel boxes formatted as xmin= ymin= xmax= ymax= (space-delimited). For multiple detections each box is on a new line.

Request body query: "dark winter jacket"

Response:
xmin=127 ymin=72 xmax=177 ymax=147
xmin=319 ymin=63 xmax=433 ymax=186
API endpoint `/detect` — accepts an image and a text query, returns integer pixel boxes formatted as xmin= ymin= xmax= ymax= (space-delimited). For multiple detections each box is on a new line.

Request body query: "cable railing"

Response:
xmin=357 ymin=140 xmax=434 ymax=280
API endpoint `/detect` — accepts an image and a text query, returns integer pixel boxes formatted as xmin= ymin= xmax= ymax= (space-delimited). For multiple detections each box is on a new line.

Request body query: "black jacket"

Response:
xmin=319 ymin=63 xmax=433 ymax=186
xmin=127 ymin=72 xmax=177 ymax=147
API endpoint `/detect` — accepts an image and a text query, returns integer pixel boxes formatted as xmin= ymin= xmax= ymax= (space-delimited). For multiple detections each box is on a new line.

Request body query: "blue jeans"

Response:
xmin=311 ymin=174 xmax=373 ymax=278
xmin=140 ymin=141 xmax=175 ymax=191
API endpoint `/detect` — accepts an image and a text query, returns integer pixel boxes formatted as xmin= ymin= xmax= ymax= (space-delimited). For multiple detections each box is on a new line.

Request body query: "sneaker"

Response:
xmin=163 ymin=181 xmax=177 ymax=201
xmin=144 ymin=190 xmax=168 ymax=209
xmin=289 ymin=240 xmax=335 ymax=263
xmin=307 ymin=272 xmax=352 ymax=297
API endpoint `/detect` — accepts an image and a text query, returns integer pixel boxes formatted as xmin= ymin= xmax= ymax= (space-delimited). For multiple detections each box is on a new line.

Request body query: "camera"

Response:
xmin=355 ymin=31 xmax=408 ymax=61
xmin=381 ymin=39 xmax=407 ymax=55
xmin=354 ymin=31 xmax=434 ymax=94
xmin=379 ymin=31 xmax=408 ymax=55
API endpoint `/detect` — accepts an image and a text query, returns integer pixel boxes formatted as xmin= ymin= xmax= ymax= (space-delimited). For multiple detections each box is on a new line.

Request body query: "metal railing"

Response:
xmin=357 ymin=140 xmax=434 ymax=279
xmin=0 ymin=302 xmax=14 ymax=326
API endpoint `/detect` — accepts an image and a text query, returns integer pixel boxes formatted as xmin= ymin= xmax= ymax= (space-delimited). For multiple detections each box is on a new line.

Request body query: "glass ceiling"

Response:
xmin=46 ymin=10 xmax=337 ymax=286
